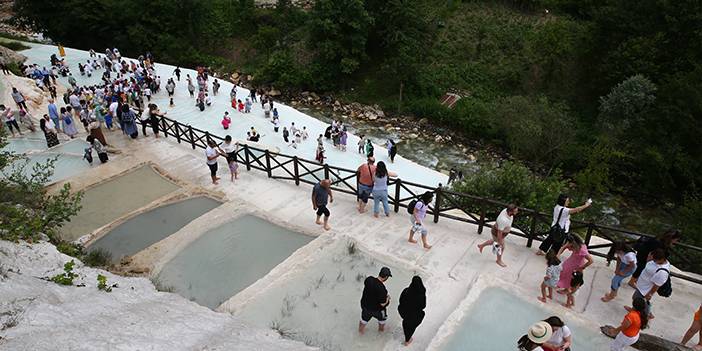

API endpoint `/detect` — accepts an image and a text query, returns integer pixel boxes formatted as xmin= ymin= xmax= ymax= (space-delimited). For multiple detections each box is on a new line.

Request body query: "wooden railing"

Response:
xmin=145 ymin=116 xmax=702 ymax=285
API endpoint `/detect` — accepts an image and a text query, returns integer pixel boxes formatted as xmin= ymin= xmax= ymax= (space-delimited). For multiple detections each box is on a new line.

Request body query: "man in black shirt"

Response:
xmin=359 ymin=267 xmax=392 ymax=334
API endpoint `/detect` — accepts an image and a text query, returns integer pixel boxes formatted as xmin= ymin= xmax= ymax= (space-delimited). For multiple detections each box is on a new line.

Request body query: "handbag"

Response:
xmin=549 ymin=207 xmax=567 ymax=243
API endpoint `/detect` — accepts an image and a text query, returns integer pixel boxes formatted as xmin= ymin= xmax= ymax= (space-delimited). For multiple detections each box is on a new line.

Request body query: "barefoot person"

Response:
xmin=312 ymin=179 xmax=333 ymax=231
xmin=356 ymin=157 xmax=376 ymax=213
xmin=606 ymin=297 xmax=648 ymax=351
xmin=626 ymin=248 xmax=670 ymax=319
xmin=398 ymin=276 xmax=426 ymax=346
xmin=537 ymin=195 xmax=591 ymax=256
xmin=601 ymin=242 xmax=637 ymax=302
xmin=409 ymin=192 xmax=434 ymax=250
xmin=538 ymin=252 xmax=562 ymax=303
xmin=477 ymin=204 xmax=518 ymax=267
xmin=205 ymin=139 xmax=221 ymax=184
xmin=359 ymin=267 xmax=392 ymax=335
xmin=681 ymin=303 xmax=702 ymax=349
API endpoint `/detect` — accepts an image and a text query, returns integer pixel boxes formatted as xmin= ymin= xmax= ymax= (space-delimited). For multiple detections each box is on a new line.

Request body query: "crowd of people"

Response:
xmin=5 ymin=45 xmax=699 ymax=351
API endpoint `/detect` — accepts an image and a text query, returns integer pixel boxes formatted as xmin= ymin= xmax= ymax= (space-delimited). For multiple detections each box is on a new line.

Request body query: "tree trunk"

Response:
xmin=397 ymin=81 xmax=404 ymax=113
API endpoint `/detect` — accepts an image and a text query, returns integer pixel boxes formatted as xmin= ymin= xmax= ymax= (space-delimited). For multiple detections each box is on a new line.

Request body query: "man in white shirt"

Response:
xmin=477 ymin=204 xmax=518 ymax=267
xmin=628 ymin=248 xmax=669 ymax=318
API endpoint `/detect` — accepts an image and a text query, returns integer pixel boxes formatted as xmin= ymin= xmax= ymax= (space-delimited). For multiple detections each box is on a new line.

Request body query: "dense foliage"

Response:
xmin=0 ymin=132 xmax=83 ymax=243
xmin=12 ymin=0 xmax=701 ymax=221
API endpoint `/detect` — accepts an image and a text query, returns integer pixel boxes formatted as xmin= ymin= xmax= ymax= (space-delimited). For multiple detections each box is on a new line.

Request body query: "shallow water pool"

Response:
xmin=235 ymin=239 xmax=414 ymax=351
xmin=88 ymin=196 xmax=221 ymax=263
xmin=440 ymin=287 xmax=614 ymax=351
xmin=157 ymin=215 xmax=314 ymax=309
xmin=60 ymin=165 xmax=180 ymax=241
xmin=1 ymin=136 xmax=47 ymax=154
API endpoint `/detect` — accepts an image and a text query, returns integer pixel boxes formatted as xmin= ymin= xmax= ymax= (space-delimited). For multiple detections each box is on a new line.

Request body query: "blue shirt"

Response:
xmin=48 ymin=103 xmax=59 ymax=119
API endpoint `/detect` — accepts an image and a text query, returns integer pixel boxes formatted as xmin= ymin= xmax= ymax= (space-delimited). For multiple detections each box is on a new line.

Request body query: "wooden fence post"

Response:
xmin=293 ymin=156 xmax=300 ymax=186
xmin=175 ymin=122 xmax=181 ymax=143
xmin=477 ymin=200 xmax=486 ymax=234
xmin=527 ymin=213 xmax=537 ymax=248
xmin=188 ymin=125 xmax=195 ymax=150
xmin=433 ymin=183 xmax=443 ymax=223
xmin=243 ymin=144 xmax=251 ymax=171
xmin=205 ymin=131 xmax=211 ymax=146
xmin=585 ymin=223 xmax=594 ymax=246
xmin=324 ymin=164 xmax=330 ymax=180
xmin=265 ymin=150 xmax=272 ymax=178
xmin=160 ymin=117 xmax=167 ymax=138
xmin=394 ymin=178 xmax=402 ymax=213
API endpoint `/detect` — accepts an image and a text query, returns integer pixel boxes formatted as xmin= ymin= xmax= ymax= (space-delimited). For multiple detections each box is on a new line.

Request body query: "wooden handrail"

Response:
xmin=133 ymin=116 xmax=702 ymax=285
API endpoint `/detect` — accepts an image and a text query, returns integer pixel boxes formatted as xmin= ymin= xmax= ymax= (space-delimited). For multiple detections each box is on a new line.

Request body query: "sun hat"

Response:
xmin=527 ymin=321 xmax=553 ymax=344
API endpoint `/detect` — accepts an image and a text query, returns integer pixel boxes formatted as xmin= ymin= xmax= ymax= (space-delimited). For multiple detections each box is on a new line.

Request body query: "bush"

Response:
xmin=83 ymin=248 xmax=112 ymax=268
xmin=450 ymin=159 xmax=566 ymax=214
xmin=0 ymin=41 xmax=30 ymax=51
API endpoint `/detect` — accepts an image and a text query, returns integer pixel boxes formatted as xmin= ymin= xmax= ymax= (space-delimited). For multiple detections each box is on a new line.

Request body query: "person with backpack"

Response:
xmin=556 ymin=234 xmax=592 ymax=293
xmin=408 ymin=191 xmax=434 ymax=250
xmin=537 ymin=194 xmax=592 ymax=256
xmin=627 ymin=248 xmax=671 ymax=319
xmin=627 ymin=229 xmax=681 ymax=288
xmin=356 ymin=157 xmax=376 ymax=213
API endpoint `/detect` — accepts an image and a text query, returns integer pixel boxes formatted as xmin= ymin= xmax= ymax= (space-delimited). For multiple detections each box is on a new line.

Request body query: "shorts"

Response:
xmin=358 ymin=184 xmax=373 ymax=203
xmin=632 ymin=290 xmax=652 ymax=316
xmin=360 ymin=308 xmax=387 ymax=324
xmin=409 ymin=216 xmax=428 ymax=236
xmin=610 ymin=264 xmax=634 ymax=291
xmin=316 ymin=205 xmax=330 ymax=217
xmin=228 ymin=161 xmax=238 ymax=173
xmin=208 ymin=163 xmax=218 ymax=177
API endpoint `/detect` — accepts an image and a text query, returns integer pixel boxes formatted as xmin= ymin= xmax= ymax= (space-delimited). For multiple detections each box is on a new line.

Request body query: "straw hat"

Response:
xmin=527 ymin=321 xmax=553 ymax=344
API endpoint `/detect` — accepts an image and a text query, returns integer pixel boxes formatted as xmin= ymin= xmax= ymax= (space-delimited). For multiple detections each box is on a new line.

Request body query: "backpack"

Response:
xmin=549 ymin=207 xmax=567 ymax=243
xmin=407 ymin=199 xmax=421 ymax=214
xmin=655 ymin=268 xmax=672 ymax=297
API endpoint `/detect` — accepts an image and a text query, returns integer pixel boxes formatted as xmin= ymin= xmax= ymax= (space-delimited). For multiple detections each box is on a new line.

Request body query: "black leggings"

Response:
xmin=208 ymin=163 xmax=218 ymax=177
xmin=539 ymin=234 xmax=565 ymax=255
xmin=402 ymin=317 xmax=423 ymax=342
xmin=5 ymin=120 xmax=20 ymax=133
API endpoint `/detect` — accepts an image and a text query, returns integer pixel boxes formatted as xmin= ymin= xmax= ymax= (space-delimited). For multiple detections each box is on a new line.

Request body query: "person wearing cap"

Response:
xmin=359 ymin=267 xmax=392 ymax=335
xmin=518 ymin=321 xmax=553 ymax=351
xmin=356 ymin=157 xmax=376 ymax=213
xmin=312 ymin=179 xmax=333 ymax=231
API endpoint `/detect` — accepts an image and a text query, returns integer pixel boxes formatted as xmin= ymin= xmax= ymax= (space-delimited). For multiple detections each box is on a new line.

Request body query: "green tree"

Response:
xmin=598 ymin=74 xmax=657 ymax=136
xmin=308 ymin=0 xmax=373 ymax=86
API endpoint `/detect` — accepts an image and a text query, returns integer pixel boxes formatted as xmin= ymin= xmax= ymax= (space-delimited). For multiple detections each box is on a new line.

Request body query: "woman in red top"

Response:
xmin=681 ymin=304 xmax=702 ymax=348
xmin=607 ymin=297 xmax=648 ymax=350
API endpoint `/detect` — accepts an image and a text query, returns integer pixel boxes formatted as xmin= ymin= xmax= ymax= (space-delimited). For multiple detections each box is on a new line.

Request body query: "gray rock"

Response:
xmin=0 ymin=45 xmax=27 ymax=65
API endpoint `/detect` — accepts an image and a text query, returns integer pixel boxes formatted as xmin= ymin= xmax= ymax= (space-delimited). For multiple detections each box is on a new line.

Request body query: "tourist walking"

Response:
xmin=220 ymin=135 xmax=239 ymax=182
xmin=364 ymin=139 xmax=374 ymax=157
xmin=409 ymin=191 xmax=434 ymax=250
xmin=538 ymin=252 xmax=562 ymax=303
xmin=388 ymin=139 xmax=397 ymax=163
xmin=681 ymin=303 xmax=702 ymax=348
xmin=556 ymin=234 xmax=592 ymax=291
xmin=48 ymin=99 xmax=61 ymax=132
xmin=601 ymin=242 xmax=637 ymax=302
xmin=120 ymin=105 xmax=138 ymax=139
xmin=541 ymin=316 xmax=572 ymax=351
xmin=477 ymin=204 xmax=518 ymax=267
xmin=11 ymin=87 xmax=28 ymax=110
xmin=86 ymin=135 xmax=108 ymax=164
xmin=312 ymin=179 xmax=333 ymax=231
xmin=537 ymin=194 xmax=592 ymax=256
xmin=212 ymin=79 xmax=220 ymax=95
xmin=518 ymin=322 xmax=553 ymax=351
xmin=61 ymin=107 xmax=78 ymax=138
xmin=205 ymin=139 xmax=221 ymax=184
xmin=627 ymin=229 xmax=680 ymax=288
xmin=359 ymin=267 xmax=392 ymax=335
xmin=40 ymin=114 xmax=60 ymax=148
xmin=282 ymin=126 xmax=289 ymax=143
xmin=627 ymin=248 xmax=670 ymax=319
xmin=1 ymin=105 xmax=22 ymax=137
xmin=358 ymin=135 xmax=365 ymax=154
xmin=173 ymin=67 xmax=181 ymax=81
xmin=398 ymin=276 xmax=426 ymax=346
xmin=606 ymin=297 xmax=648 ymax=351
xmin=372 ymin=161 xmax=397 ymax=218
xmin=356 ymin=157 xmax=376 ymax=213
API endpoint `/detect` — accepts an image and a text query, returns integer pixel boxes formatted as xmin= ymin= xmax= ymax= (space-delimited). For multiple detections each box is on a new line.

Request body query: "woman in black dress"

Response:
xmin=398 ymin=275 xmax=426 ymax=346
xmin=40 ymin=114 xmax=60 ymax=148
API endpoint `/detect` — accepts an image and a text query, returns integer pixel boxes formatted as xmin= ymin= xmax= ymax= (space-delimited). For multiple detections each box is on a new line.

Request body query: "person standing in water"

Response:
xmin=398 ymin=276 xmax=426 ymax=346
xmin=477 ymin=204 xmax=518 ymax=267
xmin=312 ymin=179 xmax=333 ymax=230
xmin=359 ymin=267 xmax=392 ymax=335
